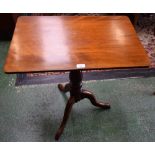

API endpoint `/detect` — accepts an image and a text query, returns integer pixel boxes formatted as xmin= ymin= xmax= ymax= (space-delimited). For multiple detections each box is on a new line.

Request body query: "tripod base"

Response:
xmin=55 ymin=70 xmax=110 ymax=140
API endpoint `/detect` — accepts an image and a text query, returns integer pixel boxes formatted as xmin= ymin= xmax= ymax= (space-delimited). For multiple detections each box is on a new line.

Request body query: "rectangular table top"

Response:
xmin=4 ymin=16 xmax=150 ymax=73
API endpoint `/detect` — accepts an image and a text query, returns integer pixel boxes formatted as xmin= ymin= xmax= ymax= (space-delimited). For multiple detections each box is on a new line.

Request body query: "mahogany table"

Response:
xmin=4 ymin=16 xmax=150 ymax=140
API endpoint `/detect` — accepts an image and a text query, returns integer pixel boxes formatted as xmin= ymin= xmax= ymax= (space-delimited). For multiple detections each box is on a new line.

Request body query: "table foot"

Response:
xmin=58 ymin=83 xmax=71 ymax=93
xmin=81 ymin=89 xmax=110 ymax=109
xmin=55 ymin=96 xmax=75 ymax=141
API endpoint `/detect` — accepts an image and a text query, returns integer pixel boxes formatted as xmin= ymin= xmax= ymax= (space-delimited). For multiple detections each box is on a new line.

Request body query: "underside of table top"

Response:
xmin=4 ymin=16 xmax=150 ymax=73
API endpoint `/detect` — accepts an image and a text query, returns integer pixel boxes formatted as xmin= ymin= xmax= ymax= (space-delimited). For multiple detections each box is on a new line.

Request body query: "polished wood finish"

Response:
xmin=55 ymin=70 xmax=110 ymax=140
xmin=4 ymin=16 xmax=149 ymax=73
xmin=4 ymin=16 xmax=150 ymax=141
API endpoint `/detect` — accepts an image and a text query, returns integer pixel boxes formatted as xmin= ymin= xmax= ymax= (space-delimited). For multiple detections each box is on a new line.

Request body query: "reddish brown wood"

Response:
xmin=55 ymin=70 xmax=110 ymax=140
xmin=4 ymin=16 xmax=150 ymax=73
xmin=3 ymin=16 xmax=150 ymax=141
xmin=81 ymin=89 xmax=110 ymax=108
xmin=58 ymin=83 xmax=70 ymax=93
xmin=55 ymin=96 xmax=75 ymax=141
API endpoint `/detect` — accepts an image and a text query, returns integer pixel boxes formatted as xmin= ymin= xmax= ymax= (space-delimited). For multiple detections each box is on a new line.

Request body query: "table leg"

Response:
xmin=81 ymin=89 xmax=110 ymax=109
xmin=55 ymin=70 xmax=110 ymax=140
xmin=55 ymin=96 xmax=75 ymax=140
xmin=58 ymin=83 xmax=71 ymax=93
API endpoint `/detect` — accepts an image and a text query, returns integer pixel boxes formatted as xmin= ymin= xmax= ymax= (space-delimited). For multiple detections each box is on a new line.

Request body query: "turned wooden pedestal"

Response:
xmin=55 ymin=70 xmax=110 ymax=140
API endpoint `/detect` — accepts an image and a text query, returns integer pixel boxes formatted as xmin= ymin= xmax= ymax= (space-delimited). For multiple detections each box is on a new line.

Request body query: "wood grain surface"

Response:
xmin=4 ymin=16 xmax=150 ymax=73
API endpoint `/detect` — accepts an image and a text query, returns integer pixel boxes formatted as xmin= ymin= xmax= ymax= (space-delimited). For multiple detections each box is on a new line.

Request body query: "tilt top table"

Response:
xmin=4 ymin=16 xmax=150 ymax=140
